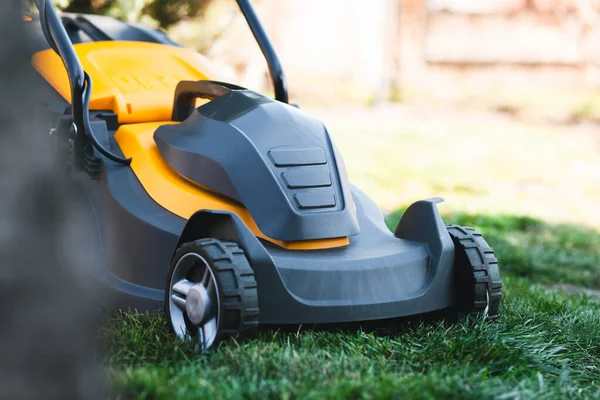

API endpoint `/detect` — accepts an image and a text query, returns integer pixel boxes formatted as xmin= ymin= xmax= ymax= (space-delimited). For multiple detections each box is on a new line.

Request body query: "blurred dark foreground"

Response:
xmin=0 ymin=1 xmax=103 ymax=399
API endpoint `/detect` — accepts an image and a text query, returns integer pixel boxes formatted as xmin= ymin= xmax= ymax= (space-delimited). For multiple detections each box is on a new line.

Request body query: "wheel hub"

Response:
xmin=168 ymin=252 xmax=220 ymax=350
xmin=185 ymin=284 xmax=211 ymax=325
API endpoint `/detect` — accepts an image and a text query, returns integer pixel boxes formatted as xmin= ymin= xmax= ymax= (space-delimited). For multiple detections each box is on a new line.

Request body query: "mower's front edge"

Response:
xmin=172 ymin=189 xmax=456 ymax=325
xmin=92 ymin=170 xmax=457 ymax=323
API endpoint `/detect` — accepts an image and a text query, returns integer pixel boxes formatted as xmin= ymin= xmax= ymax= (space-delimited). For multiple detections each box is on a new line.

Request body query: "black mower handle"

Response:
xmin=236 ymin=0 xmax=288 ymax=104
xmin=172 ymin=80 xmax=247 ymax=122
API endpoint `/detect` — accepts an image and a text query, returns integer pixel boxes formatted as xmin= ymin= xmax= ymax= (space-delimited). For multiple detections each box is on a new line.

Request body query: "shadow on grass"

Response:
xmin=386 ymin=210 xmax=600 ymax=289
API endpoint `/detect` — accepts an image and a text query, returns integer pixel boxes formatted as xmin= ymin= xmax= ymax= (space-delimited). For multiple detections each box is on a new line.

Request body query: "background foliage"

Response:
xmin=54 ymin=0 xmax=214 ymax=28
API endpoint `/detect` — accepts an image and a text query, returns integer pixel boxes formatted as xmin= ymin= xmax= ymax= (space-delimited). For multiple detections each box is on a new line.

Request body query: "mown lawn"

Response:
xmin=105 ymin=212 xmax=600 ymax=399
xmin=105 ymin=108 xmax=600 ymax=399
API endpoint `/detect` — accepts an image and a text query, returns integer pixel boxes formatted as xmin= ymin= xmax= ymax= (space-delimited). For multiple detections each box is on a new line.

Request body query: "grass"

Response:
xmin=104 ymin=212 xmax=600 ymax=399
xmin=317 ymin=105 xmax=600 ymax=230
xmin=398 ymin=211 xmax=600 ymax=289
xmin=104 ymin=109 xmax=600 ymax=398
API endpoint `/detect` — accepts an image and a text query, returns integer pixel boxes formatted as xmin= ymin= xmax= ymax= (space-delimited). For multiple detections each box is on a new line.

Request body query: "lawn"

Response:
xmin=105 ymin=107 xmax=600 ymax=399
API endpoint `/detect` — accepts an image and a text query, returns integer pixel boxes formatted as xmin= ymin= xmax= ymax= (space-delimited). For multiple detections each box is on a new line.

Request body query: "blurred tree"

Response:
xmin=52 ymin=0 xmax=214 ymax=29
xmin=62 ymin=0 xmax=115 ymax=14
xmin=142 ymin=0 xmax=213 ymax=29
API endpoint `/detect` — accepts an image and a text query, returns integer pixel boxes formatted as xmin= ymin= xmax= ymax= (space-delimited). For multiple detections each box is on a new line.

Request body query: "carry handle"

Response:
xmin=172 ymin=80 xmax=247 ymax=122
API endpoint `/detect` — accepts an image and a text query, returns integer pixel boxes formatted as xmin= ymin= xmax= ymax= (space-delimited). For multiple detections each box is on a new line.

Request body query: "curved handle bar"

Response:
xmin=172 ymin=80 xmax=247 ymax=122
xmin=236 ymin=0 xmax=288 ymax=104
xmin=36 ymin=0 xmax=131 ymax=166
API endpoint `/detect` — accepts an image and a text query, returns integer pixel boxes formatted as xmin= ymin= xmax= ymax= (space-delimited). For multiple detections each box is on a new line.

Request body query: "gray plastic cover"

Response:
xmin=154 ymin=90 xmax=360 ymax=241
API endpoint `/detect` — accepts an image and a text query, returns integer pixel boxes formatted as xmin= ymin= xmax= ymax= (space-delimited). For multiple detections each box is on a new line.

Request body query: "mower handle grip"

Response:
xmin=172 ymin=80 xmax=246 ymax=122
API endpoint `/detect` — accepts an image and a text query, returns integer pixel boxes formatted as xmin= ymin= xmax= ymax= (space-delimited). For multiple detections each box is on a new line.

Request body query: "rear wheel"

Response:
xmin=165 ymin=238 xmax=259 ymax=351
xmin=447 ymin=225 xmax=502 ymax=319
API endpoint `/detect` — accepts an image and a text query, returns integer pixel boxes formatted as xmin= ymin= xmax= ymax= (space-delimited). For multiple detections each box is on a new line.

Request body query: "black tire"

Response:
xmin=165 ymin=238 xmax=259 ymax=350
xmin=447 ymin=225 xmax=502 ymax=319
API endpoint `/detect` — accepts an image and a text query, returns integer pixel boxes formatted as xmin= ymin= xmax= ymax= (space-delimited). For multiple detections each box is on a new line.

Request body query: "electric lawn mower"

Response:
xmin=27 ymin=0 xmax=502 ymax=351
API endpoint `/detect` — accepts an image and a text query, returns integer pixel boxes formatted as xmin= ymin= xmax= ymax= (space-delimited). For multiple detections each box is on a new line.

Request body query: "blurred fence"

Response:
xmin=194 ymin=0 xmax=600 ymax=106
xmin=404 ymin=0 xmax=600 ymax=104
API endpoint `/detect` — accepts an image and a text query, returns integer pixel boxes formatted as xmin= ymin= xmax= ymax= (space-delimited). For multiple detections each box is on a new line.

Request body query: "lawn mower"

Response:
xmin=27 ymin=0 xmax=502 ymax=351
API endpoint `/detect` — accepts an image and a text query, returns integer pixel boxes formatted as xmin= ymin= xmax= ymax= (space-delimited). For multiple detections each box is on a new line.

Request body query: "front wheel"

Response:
xmin=165 ymin=238 xmax=259 ymax=351
xmin=447 ymin=225 xmax=503 ymax=319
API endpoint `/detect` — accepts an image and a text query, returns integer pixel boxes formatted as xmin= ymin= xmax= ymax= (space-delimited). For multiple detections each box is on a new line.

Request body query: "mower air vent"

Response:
xmin=268 ymin=147 xmax=327 ymax=167
xmin=293 ymin=192 xmax=336 ymax=210
xmin=281 ymin=169 xmax=332 ymax=189
xmin=268 ymin=146 xmax=337 ymax=212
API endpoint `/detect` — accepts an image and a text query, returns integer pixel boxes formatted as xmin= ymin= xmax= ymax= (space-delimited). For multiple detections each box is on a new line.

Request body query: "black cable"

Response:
xmin=34 ymin=0 xmax=131 ymax=166
xmin=82 ymin=74 xmax=132 ymax=165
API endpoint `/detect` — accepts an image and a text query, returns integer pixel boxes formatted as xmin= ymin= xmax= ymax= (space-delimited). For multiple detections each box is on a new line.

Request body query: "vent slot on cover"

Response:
xmin=268 ymin=146 xmax=337 ymax=211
